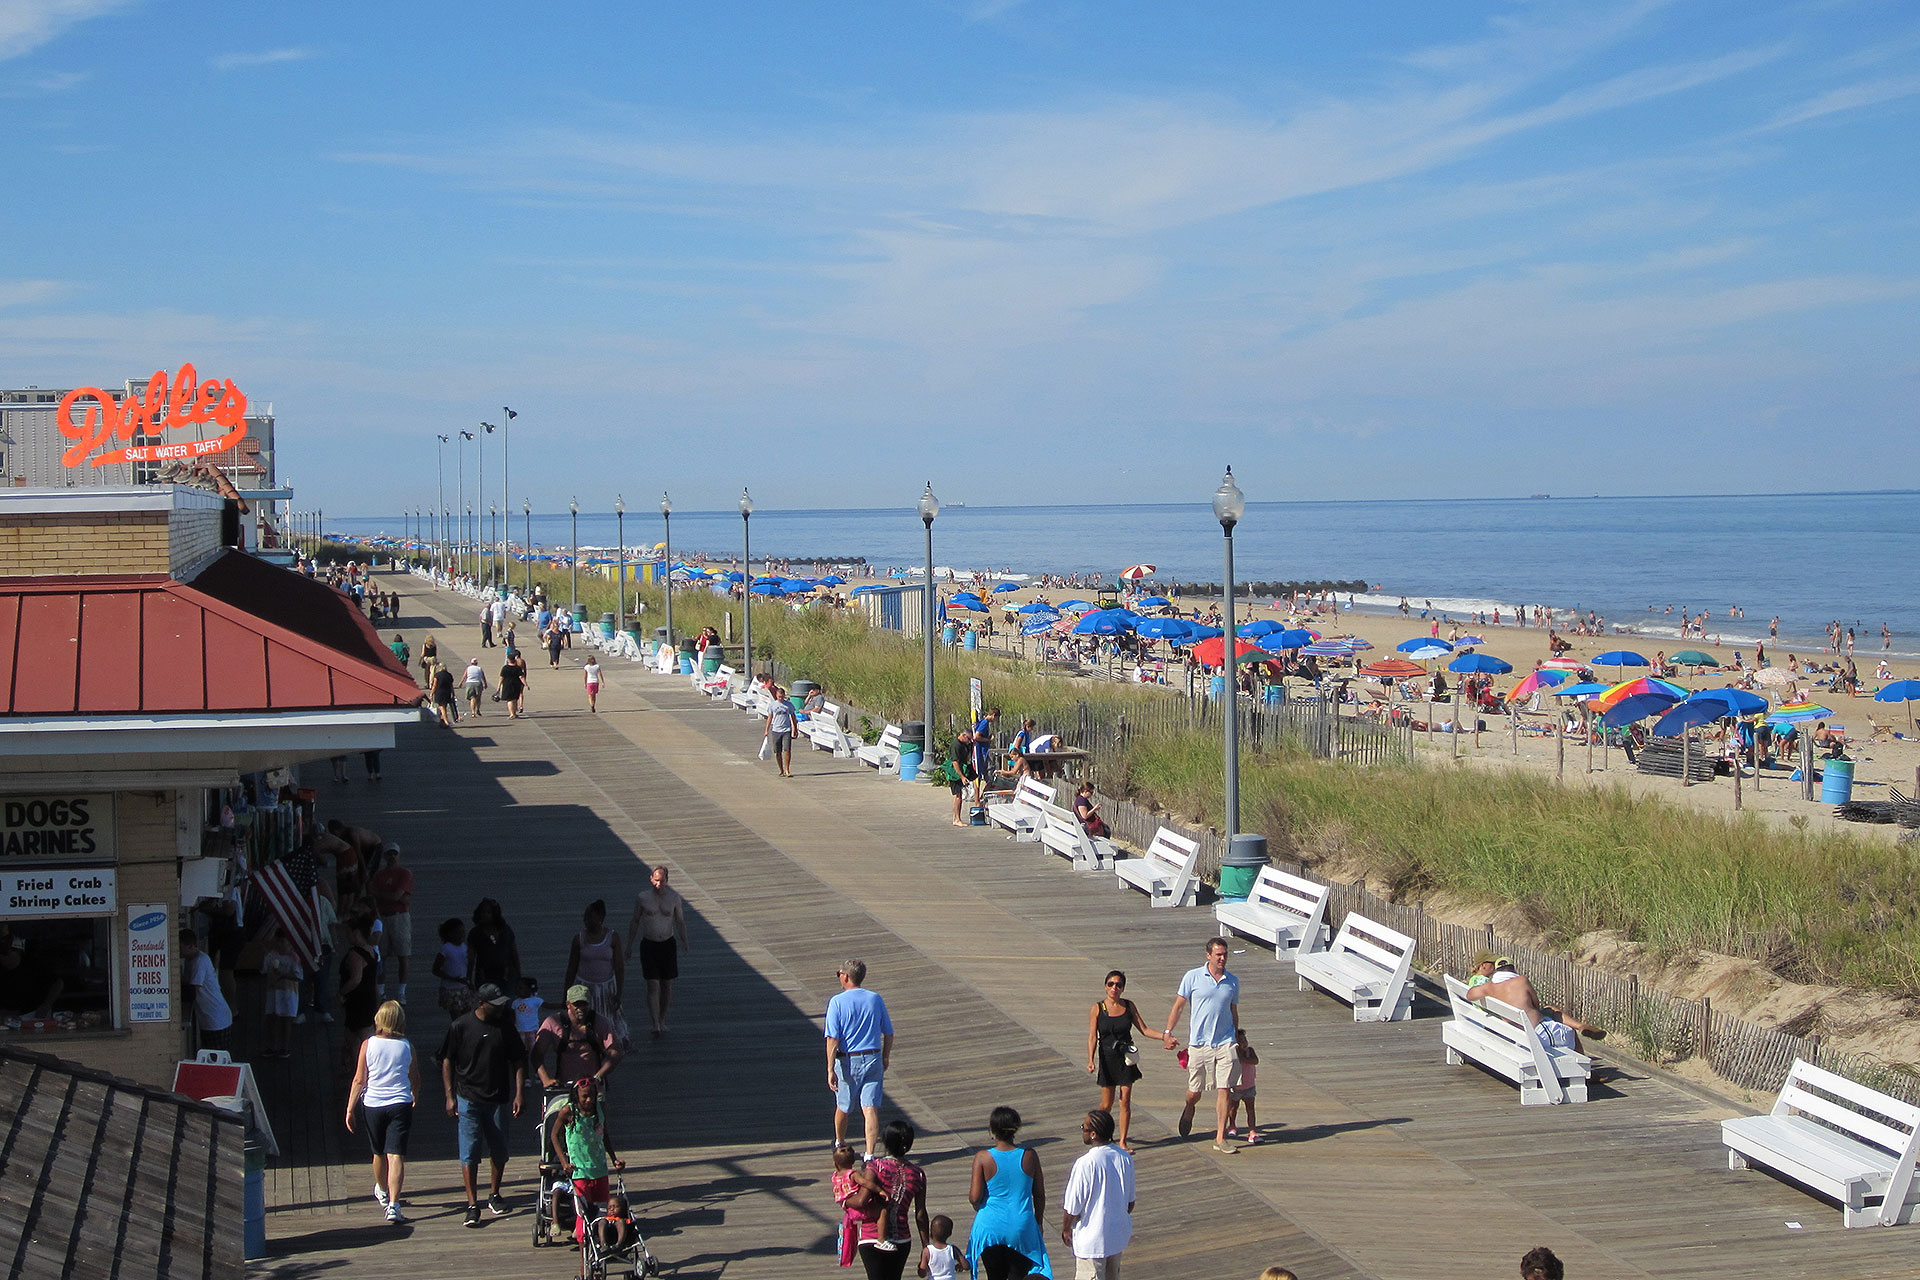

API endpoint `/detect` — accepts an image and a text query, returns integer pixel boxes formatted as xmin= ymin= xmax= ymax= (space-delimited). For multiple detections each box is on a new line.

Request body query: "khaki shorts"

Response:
xmin=1076 ymin=1258 xmax=1121 ymax=1280
xmin=380 ymin=912 xmax=412 ymax=957
xmin=1186 ymin=1041 xmax=1236 ymax=1093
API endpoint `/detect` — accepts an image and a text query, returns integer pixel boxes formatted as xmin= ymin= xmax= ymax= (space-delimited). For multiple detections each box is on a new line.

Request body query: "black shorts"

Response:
xmin=364 ymin=1102 xmax=413 ymax=1155
xmin=639 ymin=937 xmax=679 ymax=981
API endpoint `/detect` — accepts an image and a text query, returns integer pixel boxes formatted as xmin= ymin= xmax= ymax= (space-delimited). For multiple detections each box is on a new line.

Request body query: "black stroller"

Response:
xmin=569 ymin=1174 xmax=660 ymax=1279
xmin=530 ymin=1086 xmax=661 ymax=1276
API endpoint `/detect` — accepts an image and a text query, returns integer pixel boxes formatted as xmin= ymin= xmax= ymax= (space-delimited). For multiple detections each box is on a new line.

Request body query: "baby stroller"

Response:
xmin=570 ymin=1174 xmax=661 ymax=1279
xmin=531 ymin=1084 xmax=584 ymax=1249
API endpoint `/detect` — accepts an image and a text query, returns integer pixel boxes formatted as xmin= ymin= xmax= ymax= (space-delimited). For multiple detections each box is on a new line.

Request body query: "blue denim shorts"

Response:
xmin=835 ymin=1051 xmax=885 ymax=1111
xmin=457 ymin=1097 xmax=511 ymax=1166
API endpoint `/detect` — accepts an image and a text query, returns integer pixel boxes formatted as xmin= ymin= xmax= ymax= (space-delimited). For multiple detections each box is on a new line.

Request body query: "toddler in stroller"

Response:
xmin=571 ymin=1177 xmax=660 ymax=1279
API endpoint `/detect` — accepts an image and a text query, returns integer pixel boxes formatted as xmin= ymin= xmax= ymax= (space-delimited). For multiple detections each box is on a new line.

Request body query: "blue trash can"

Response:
xmin=599 ymin=612 xmax=616 ymax=638
xmin=1820 ymin=758 xmax=1855 ymax=803
xmin=963 ymin=630 xmax=978 ymax=651
xmin=1262 ymin=683 xmax=1283 ymax=707
xmin=899 ymin=721 xmax=926 ymax=781
xmin=941 ymin=625 xmax=957 ymax=646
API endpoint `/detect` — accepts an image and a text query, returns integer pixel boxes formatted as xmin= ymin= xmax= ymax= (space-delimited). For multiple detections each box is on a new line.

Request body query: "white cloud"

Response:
xmin=0 ymin=67 xmax=86 ymax=95
xmin=0 ymin=279 xmax=70 ymax=307
xmin=1764 ymin=74 xmax=1920 ymax=128
xmin=210 ymin=46 xmax=318 ymax=72
xmin=0 ymin=0 xmax=132 ymax=61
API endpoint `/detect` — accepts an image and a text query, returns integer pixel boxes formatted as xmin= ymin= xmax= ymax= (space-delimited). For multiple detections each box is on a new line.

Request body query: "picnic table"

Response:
xmin=1019 ymin=747 xmax=1090 ymax=780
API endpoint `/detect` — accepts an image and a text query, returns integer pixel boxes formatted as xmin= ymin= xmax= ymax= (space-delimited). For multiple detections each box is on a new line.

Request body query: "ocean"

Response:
xmin=333 ymin=490 xmax=1920 ymax=658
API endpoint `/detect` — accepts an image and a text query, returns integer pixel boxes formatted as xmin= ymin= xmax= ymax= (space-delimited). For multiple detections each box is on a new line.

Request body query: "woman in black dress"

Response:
xmin=1085 ymin=969 xmax=1167 ymax=1152
xmin=468 ymin=898 xmax=522 ymax=990
xmin=498 ymin=649 xmax=527 ymax=718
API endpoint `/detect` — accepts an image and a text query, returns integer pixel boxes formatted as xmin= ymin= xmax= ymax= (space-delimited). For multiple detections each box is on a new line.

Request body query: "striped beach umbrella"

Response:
xmin=1768 ymin=700 xmax=1834 ymax=725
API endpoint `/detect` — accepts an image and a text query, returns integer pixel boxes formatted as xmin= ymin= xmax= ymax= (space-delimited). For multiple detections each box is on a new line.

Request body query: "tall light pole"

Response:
xmin=501 ymin=406 xmax=516 ymax=595
xmin=477 ymin=423 xmax=493 ymax=586
xmin=464 ymin=505 xmax=473 ymax=578
xmin=660 ymin=492 xmax=674 ymax=649
xmin=615 ymin=495 xmax=626 ymax=637
xmin=920 ymin=482 xmax=939 ymax=752
xmin=457 ymin=431 xmax=473 ymax=578
xmin=569 ymin=497 xmax=579 ymax=614
xmin=489 ymin=504 xmax=497 ymax=588
xmin=1213 ymin=466 xmax=1247 ymax=839
xmin=523 ymin=499 xmax=532 ymax=598
xmin=740 ymin=489 xmax=753 ymax=679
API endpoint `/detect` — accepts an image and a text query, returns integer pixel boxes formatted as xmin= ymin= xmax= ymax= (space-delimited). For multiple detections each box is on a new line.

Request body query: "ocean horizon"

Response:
xmin=333 ymin=489 xmax=1920 ymax=660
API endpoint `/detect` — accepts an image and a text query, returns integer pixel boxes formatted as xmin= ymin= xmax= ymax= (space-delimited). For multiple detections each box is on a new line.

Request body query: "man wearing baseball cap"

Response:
xmin=533 ymin=984 xmax=624 ymax=1091
xmin=438 ymin=982 xmax=527 ymax=1227
xmin=1464 ymin=952 xmax=1604 ymax=1051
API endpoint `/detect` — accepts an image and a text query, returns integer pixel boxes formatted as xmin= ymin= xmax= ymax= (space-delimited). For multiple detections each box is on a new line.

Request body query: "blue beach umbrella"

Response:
xmin=1454 ymin=635 xmax=1486 ymax=647
xmin=1448 ymin=653 xmax=1514 ymax=675
xmin=949 ymin=597 xmax=986 ymax=612
xmin=1057 ymin=600 xmax=1095 ymax=613
xmin=1134 ymin=596 xmax=1172 ymax=609
xmin=1591 ymin=650 xmax=1650 ymax=671
xmin=749 ymin=581 xmax=782 ymax=595
xmin=1015 ymin=601 xmax=1058 ymax=615
xmin=723 ymin=571 xmax=745 ymax=582
xmin=1072 ymin=612 xmax=1133 ymax=636
xmin=1021 ymin=619 xmax=1057 ymax=636
xmin=850 ymin=584 xmax=882 ymax=596
xmin=991 ymin=582 xmax=1021 ymax=594
xmin=818 ymin=575 xmax=846 ymax=586
xmin=1238 ymin=620 xmax=1284 ymax=638
xmin=1398 ymin=637 xmax=1452 ymax=654
xmin=1402 ymin=643 xmax=1452 ymax=662
xmin=1651 ymin=689 xmax=1768 ymax=737
xmin=1303 ymin=639 xmax=1356 ymax=658
xmin=1873 ymin=679 xmax=1920 ymax=705
xmin=1174 ymin=624 xmax=1223 ymax=645
xmin=1552 ymin=682 xmax=1611 ymax=699
xmin=1135 ymin=617 xmax=1195 ymax=640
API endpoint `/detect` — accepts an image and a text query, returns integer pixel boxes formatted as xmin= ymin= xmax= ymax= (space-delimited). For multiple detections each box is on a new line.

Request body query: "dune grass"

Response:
xmin=511 ymin=563 xmax=1920 ymax=997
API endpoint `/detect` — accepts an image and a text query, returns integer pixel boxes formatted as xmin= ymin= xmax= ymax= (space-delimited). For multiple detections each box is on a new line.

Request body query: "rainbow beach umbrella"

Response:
xmin=1767 ymin=700 xmax=1834 ymax=726
xmin=1593 ymin=676 xmax=1688 ymax=729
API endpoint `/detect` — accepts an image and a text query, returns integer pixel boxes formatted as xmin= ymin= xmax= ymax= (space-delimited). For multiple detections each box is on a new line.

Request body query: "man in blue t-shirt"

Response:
xmin=1162 ymin=936 xmax=1242 ymax=1153
xmin=824 ymin=959 xmax=894 ymax=1156
xmin=970 ymin=707 xmax=1000 ymax=803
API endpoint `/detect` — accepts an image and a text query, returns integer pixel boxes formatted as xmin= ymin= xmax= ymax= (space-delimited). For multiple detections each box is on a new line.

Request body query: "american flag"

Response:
xmin=254 ymin=848 xmax=323 ymax=972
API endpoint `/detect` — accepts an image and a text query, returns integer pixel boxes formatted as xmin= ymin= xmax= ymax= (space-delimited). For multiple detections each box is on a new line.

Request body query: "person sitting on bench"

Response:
xmin=1465 ymin=952 xmax=1603 ymax=1051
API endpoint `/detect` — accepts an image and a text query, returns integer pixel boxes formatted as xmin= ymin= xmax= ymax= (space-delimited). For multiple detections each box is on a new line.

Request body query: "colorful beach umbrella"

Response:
xmin=1118 ymin=564 xmax=1156 ymax=580
xmin=1191 ymin=636 xmax=1263 ymax=667
xmin=1302 ymin=639 xmax=1357 ymax=658
xmin=1343 ymin=637 xmax=1375 ymax=652
xmin=1506 ymin=668 xmax=1570 ymax=701
xmin=1768 ymin=701 xmax=1834 ymax=725
xmin=1360 ymin=658 xmax=1426 ymax=680
xmin=1594 ymin=676 xmax=1688 ymax=711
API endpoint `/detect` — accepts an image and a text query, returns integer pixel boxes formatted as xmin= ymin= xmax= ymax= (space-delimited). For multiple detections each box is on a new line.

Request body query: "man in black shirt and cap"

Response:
xmin=438 ymin=982 xmax=527 ymax=1227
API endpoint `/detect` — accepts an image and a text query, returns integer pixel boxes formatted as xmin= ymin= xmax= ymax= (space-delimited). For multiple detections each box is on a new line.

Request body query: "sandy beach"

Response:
xmin=828 ymin=567 xmax=1920 ymax=840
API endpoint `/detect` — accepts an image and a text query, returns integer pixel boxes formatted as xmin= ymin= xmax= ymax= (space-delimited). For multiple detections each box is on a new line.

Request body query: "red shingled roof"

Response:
xmin=0 ymin=554 xmax=423 ymax=716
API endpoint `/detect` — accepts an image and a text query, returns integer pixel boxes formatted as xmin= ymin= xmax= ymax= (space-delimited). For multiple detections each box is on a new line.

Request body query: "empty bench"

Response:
xmin=855 ymin=724 xmax=903 ymax=772
xmin=987 ymin=777 xmax=1055 ymax=841
xmin=1294 ymin=913 xmax=1415 ymax=1022
xmin=1039 ymin=804 xmax=1116 ymax=871
xmin=1213 ymin=867 xmax=1330 ymax=959
xmin=802 ymin=702 xmax=855 ymax=757
xmin=1723 ymin=1058 xmax=1920 ymax=1227
xmin=1440 ymin=975 xmax=1589 ymax=1105
xmin=1112 ymin=827 xmax=1201 ymax=908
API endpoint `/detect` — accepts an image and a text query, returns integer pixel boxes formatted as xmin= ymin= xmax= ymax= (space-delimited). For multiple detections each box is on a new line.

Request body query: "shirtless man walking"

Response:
xmin=626 ymin=866 xmax=690 ymax=1035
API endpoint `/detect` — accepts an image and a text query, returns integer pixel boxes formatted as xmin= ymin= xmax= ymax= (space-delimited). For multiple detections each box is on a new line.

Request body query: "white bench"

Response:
xmin=1441 ymin=975 xmax=1589 ymax=1105
xmin=987 ymin=777 xmax=1055 ymax=842
xmin=1214 ymin=867 xmax=1330 ymax=958
xmin=699 ymin=664 xmax=736 ymax=698
xmin=854 ymin=724 xmax=902 ymax=771
xmin=1724 ymin=1058 xmax=1920 ymax=1227
xmin=1112 ymin=827 xmax=1201 ymax=908
xmin=802 ymin=702 xmax=856 ymax=757
xmin=732 ymin=680 xmax=773 ymax=712
xmin=1039 ymin=803 xmax=1117 ymax=871
xmin=1294 ymin=913 xmax=1415 ymax=1022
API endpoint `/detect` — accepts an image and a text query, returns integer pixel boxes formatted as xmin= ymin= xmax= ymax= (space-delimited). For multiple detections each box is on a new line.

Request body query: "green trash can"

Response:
xmin=1217 ymin=833 xmax=1268 ymax=901
xmin=702 ymin=649 xmax=722 ymax=675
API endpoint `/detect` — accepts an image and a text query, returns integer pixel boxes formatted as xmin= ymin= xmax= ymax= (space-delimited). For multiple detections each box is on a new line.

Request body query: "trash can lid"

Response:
xmin=1221 ymin=832 xmax=1270 ymax=867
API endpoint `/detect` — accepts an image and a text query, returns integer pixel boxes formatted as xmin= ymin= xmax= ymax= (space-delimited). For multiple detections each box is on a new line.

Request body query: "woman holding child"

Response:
xmin=842 ymin=1120 xmax=928 ymax=1279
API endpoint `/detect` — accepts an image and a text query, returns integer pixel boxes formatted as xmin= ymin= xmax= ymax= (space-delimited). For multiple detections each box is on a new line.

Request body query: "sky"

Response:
xmin=3 ymin=0 xmax=1917 ymax=514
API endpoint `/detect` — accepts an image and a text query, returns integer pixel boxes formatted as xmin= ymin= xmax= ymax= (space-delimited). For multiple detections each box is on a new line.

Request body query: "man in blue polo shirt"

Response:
xmin=1163 ymin=936 xmax=1242 ymax=1153
xmin=825 ymin=958 xmax=894 ymax=1157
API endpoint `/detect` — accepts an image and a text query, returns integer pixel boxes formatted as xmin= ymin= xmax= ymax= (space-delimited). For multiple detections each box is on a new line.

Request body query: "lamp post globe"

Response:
xmin=1214 ymin=466 xmax=1245 ymax=839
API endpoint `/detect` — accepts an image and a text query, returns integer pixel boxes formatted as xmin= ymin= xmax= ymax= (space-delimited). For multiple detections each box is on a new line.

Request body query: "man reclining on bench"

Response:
xmin=1466 ymin=952 xmax=1604 ymax=1052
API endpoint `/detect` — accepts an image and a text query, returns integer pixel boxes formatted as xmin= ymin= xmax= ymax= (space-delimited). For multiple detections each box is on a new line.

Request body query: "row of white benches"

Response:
xmin=631 ymin=644 xmax=1916 ymax=1230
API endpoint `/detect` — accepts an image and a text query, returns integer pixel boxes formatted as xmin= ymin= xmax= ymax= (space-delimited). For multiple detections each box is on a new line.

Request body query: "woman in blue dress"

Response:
xmin=966 ymin=1106 xmax=1051 ymax=1279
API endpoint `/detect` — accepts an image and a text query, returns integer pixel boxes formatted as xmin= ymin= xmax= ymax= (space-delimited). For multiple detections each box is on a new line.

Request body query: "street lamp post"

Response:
xmin=477 ymin=423 xmax=492 ymax=586
xmin=920 ymin=483 xmax=939 ymax=751
xmin=502 ymin=406 xmax=516 ymax=594
xmin=569 ymin=498 xmax=579 ymax=616
xmin=456 ymin=431 xmax=473 ymax=578
xmin=1213 ymin=466 xmax=1247 ymax=839
xmin=740 ymin=489 xmax=753 ymax=680
xmin=489 ymin=505 xmax=497 ymax=588
xmin=615 ymin=496 xmax=626 ymax=637
xmin=523 ymin=500 xmax=532 ymax=598
xmin=660 ymin=493 xmax=674 ymax=650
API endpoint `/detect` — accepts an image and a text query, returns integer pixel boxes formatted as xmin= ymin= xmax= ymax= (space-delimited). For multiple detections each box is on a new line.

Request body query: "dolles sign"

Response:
xmin=55 ymin=362 xmax=249 ymax=468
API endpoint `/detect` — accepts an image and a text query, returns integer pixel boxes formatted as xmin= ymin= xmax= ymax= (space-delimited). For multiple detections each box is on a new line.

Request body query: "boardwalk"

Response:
xmin=250 ymin=575 xmax=1915 ymax=1279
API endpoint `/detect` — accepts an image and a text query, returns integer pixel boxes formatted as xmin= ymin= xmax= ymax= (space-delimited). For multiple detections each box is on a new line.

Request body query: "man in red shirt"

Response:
xmin=368 ymin=844 xmax=415 ymax=1001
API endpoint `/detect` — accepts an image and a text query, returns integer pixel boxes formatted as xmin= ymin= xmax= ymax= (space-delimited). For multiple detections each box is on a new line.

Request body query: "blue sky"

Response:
xmin=3 ymin=0 xmax=1917 ymax=514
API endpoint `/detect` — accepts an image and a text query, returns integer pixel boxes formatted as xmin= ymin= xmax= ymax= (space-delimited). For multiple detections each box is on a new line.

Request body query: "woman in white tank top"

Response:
xmin=347 ymin=1000 xmax=421 ymax=1223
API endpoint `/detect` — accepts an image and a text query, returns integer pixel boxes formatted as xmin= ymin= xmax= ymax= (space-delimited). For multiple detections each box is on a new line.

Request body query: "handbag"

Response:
xmin=1121 ymin=1041 xmax=1140 ymax=1069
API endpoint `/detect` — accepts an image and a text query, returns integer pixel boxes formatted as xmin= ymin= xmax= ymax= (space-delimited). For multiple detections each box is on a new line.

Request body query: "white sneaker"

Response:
xmin=386 ymin=1203 xmax=408 ymax=1224
xmin=374 ymin=1185 xmax=389 ymax=1208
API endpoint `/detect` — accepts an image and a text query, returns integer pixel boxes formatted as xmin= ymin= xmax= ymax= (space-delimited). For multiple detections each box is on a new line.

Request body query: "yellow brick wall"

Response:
xmin=167 ymin=507 xmax=223 ymax=577
xmin=0 ymin=511 xmax=172 ymax=576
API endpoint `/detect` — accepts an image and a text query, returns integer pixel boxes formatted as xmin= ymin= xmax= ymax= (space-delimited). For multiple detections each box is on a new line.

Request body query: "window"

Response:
xmin=0 ymin=917 xmax=115 ymax=1031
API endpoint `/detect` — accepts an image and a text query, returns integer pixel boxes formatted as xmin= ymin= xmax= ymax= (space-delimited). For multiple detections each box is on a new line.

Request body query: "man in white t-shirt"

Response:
xmin=1061 ymin=1108 xmax=1134 ymax=1278
xmin=181 ymin=927 xmax=234 ymax=1051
